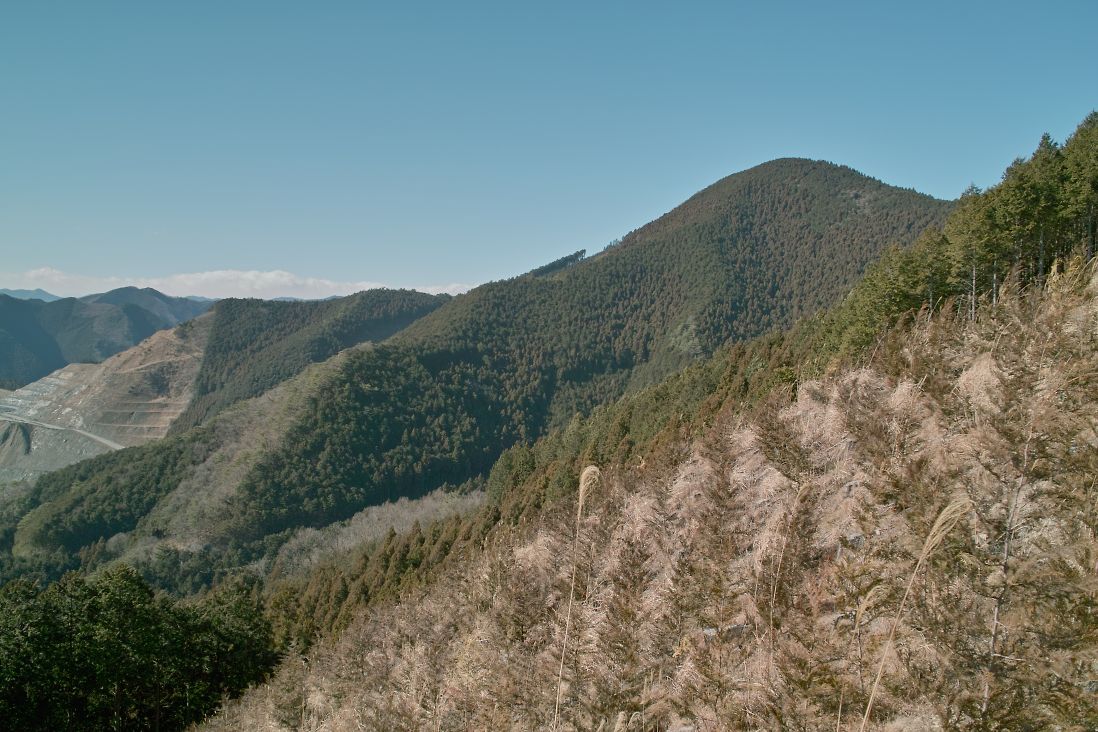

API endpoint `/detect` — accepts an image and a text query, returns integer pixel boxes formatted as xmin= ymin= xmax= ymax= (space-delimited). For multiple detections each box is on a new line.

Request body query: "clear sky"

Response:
xmin=2 ymin=1 xmax=1095 ymax=298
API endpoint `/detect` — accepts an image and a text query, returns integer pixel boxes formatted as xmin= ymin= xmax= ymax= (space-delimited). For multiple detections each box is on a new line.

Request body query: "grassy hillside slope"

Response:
xmin=208 ymin=115 xmax=1098 ymax=731
xmin=216 ymin=259 xmax=1098 ymax=731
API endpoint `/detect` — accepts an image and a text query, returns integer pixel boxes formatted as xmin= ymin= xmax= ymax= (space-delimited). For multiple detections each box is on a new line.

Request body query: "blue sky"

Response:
xmin=1 ymin=1 xmax=1095 ymax=298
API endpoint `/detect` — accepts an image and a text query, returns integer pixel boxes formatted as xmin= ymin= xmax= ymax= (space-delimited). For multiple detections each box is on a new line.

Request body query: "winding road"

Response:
xmin=0 ymin=411 xmax=124 ymax=451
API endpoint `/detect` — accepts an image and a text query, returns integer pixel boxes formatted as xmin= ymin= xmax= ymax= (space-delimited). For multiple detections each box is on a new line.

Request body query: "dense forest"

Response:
xmin=0 ymin=430 xmax=218 ymax=586
xmin=0 ymin=287 xmax=211 ymax=389
xmin=0 ymin=566 xmax=275 ymax=730
xmin=172 ymin=288 xmax=446 ymax=430
xmin=3 ymin=113 xmax=1096 ymax=728
xmin=225 ymin=159 xmax=948 ymax=550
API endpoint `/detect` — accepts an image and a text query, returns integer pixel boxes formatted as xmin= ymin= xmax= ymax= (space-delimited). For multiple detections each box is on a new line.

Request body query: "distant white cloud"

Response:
xmin=1 ymin=267 xmax=472 ymax=300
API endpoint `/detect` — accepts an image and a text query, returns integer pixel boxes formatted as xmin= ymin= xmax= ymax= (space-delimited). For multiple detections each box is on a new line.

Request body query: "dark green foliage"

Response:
xmin=228 ymin=159 xmax=947 ymax=542
xmin=0 ymin=566 xmax=276 ymax=731
xmin=802 ymin=112 xmax=1098 ymax=362
xmin=0 ymin=431 xmax=217 ymax=586
xmin=173 ymin=289 xmax=446 ymax=430
xmin=486 ymin=444 xmax=537 ymax=503
xmin=0 ymin=287 xmax=212 ymax=390
xmin=230 ymin=345 xmax=511 ymax=539
xmin=527 ymin=249 xmax=586 ymax=277
xmin=17 ymin=434 xmax=215 ymax=555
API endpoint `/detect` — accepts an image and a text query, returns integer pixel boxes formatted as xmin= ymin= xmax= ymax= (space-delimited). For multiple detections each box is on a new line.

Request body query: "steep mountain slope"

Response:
xmin=400 ymin=158 xmax=947 ymax=394
xmin=1 ymin=347 xmax=418 ymax=590
xmin=0 ymin=292 xmax=454 ymax=584
xmin=211 ymin=261 xmax=1098 ymax=731
xmin=0 ymin=290 xmax=445 ymax=488
xmin=0 ymin=287 xmax=214 ymax=389
xmin=228 ymin=160 xmax=948 ymax=543
xmin=0 ymin=160 xmax=950 ymax=591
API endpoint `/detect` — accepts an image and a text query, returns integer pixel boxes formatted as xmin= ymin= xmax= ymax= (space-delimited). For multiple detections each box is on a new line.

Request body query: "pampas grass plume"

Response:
xmin=859 ymin=494 xmax=972 ymax=730
xmin=554 ymin=465 xmax=602 ymax=728
xmin=577 ymin=465 xmax=601 ymax=522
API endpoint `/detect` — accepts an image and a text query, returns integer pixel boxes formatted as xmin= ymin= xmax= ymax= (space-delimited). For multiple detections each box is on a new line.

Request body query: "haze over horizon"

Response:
xmin=0 ymin=266 xmax=471 ymax=300
xmin=2 ymin=1 xmax=1095 ymax=299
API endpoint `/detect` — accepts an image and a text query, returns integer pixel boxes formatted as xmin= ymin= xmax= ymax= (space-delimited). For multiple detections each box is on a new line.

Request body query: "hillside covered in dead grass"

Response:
xmin=207 ymin=262 xmax=1097 ymax=730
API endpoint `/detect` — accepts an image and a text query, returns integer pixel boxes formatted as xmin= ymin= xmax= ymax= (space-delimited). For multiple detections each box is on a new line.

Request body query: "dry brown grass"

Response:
xmin=553 ymin=465 xmax=602 ymax=728
xmin=201 ymin=266 xmax=1098 ymax=731
xmin=860 ymin=495 xmax=972 ymax=731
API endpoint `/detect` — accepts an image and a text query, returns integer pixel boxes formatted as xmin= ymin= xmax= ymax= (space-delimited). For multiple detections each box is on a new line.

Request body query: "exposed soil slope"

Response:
xmin=0 ymin=316 xmax=210 ymax=482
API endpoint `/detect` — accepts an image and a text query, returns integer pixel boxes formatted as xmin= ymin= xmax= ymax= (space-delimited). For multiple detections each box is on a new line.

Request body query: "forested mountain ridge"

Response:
xmin=0 ymin=288 xmax=60 ymax=302
xmin=0 ymin=287 xmax=213 ymax=390
xmin=401 ymin=158 xmax=948 ymax=355
xmin=0 ymin=159 xmax=949 ymax=594
xmin=77 ymin=286 xmax=210 ymax=327
xmin=0 ymin=289 xmax=445 ymax=489
xmin=229 ymin=159 xmax=949 ymax=545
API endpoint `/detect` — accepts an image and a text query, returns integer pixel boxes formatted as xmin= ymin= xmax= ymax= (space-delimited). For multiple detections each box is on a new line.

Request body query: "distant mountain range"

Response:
xmin=0 ymin=287 xmax=214 ymax=389
xmin=0 ymin=288 xmax=62 ymax=302
xmin=0 ymin=287 xmax=354 ymax=304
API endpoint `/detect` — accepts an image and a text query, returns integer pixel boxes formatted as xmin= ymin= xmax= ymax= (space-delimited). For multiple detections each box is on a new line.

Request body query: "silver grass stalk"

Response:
xmin=554 ymin=466 xmax=601 ymax=728
xmin=859 ymin=495 xmax=972 ymax=731
xmin=837 ymin=584 xmax=888 ymax=730
xmin=576 ymin=465 xmax=600 ymax=523
xmin=770 ymin=481 xmax=812 ymax=650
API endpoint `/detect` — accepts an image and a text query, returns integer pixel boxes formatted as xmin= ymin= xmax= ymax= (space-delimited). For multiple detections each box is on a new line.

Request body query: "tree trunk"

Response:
xmin=992 ymin=259 xmax=998 ymax=307
xmin=1039 ymin=226 xmax=1046 ymax=282
xmin=970 ymin=260 xmax=977 ymax=321
xmin=1088 ymin=204 xmax=1095 ymax=260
